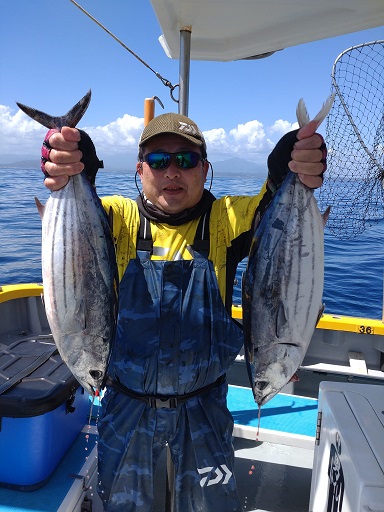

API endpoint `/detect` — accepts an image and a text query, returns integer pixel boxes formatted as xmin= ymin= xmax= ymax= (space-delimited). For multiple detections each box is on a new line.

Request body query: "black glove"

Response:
xmin=41 ymin=129 xmax=103 ymax=185
xmin=78 ymin=129 xmax=104 ymax=185
xmin=267 ymin=129 xmax=299 ymax=187
xmin=268 ymin=129 xmax=327 ymax=189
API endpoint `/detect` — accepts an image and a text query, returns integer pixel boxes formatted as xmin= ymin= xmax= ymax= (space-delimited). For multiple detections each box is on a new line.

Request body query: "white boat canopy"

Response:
xmin=151 ymin=0 xmax=384 ymax=61
xmin=150 ymin=0 xmax=383 ymax=114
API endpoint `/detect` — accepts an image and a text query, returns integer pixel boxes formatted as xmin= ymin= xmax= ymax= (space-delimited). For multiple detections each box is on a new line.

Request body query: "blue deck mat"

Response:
xmin=227 ymin=385 xmax=318 ymax=438
xmin=0 ymin=431 xmax=97 ymax=512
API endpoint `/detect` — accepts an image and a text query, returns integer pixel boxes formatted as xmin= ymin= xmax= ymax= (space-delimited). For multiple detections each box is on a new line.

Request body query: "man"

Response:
xmin=42 ymin=112 xmax=326 ymax=511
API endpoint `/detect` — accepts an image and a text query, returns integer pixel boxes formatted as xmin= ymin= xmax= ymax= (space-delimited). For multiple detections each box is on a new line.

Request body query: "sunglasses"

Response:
xmin=143 ymin=151 xmax=203 ymax=170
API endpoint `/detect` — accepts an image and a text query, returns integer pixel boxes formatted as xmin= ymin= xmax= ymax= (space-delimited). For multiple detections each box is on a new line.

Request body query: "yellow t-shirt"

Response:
xmin=102 ymin=182 xmax=267 ymax=306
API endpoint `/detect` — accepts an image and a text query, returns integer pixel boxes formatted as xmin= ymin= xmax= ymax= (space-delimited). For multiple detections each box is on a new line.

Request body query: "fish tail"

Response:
xmin=296 ymin=94 xmax=335 ymax=129
xmin=296 ymin=98 xmax=310 ymax=128
xmin=313 ymin=94 xmax=335 ymax=127
xmin=16 ymin=90 xmax=91 ymax=129
xmin=15 ymin=102 xmax=60 ymax=130
xmin=62 ymin=89 xmax=92 ymax=128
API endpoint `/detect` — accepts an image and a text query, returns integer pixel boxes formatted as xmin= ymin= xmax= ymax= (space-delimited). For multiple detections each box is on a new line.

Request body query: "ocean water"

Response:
xmin=1 ymin=168 xmax=383 ymax=320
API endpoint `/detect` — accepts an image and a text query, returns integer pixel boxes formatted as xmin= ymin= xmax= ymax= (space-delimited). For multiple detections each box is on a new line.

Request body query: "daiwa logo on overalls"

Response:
xmin=197 ymin=465 xmax=232 ymax=487
xmin=178 ymin=121 xmax=202 ymax=137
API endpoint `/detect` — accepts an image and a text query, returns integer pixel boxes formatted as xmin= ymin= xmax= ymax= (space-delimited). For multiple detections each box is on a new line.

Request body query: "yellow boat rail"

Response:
xmin=232 ymin=304 xmax=384 ymax=336
xmin=0 ymin=283 xmax=43 ymax=303
xmin=1 ymin=284 xmax=383 ymax=336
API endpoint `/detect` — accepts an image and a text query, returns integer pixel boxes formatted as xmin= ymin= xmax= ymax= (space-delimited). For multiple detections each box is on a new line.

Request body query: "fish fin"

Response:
xmin=315 ymin=304 xmax=325 ymax=327
xmin=16 ymin=90 xmax=91 ymax=129
xmin=322 ymin=205 xmax=331 ymax=226
xmin=296 ymin=94 xmax=335 ymax=129
xmin=275 ymin=302 xmax=288 ymax=338
xmin=35 ymin=197 xmax=45 ymax=219
xmin=107 ymin=206 xmax=114 ymax=231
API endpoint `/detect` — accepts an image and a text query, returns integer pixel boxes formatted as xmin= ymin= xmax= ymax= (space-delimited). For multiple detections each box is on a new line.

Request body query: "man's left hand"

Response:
xmin=289 ymin=119 xmax=327 ymax=189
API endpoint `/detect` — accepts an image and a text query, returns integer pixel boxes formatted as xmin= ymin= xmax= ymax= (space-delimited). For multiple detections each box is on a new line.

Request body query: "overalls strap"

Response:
xmin=136 ymin=209 xmax=212 ymax=258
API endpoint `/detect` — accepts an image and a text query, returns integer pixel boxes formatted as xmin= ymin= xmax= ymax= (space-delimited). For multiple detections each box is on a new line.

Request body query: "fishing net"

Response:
xmin=318 ymin=40 xmax=384 ymax=239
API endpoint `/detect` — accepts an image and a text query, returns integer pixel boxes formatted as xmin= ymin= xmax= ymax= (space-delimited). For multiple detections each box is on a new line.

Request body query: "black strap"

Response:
xmin=106 ymin=374 xmax=226 ymax=409
xmin=137 ymin=214 xmax=153 ymax=252
xmin=191 ymin=208 xmax=211 ymax=254
xmin=136 ymin=208 xmax=212 ymax=255
xmin=0 ymin=345 xmax=59 ymax=396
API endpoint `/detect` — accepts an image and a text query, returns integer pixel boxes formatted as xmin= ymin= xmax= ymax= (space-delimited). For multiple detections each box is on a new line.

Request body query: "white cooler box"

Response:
xmin=309 ymin=381 xmax=384 ymax=512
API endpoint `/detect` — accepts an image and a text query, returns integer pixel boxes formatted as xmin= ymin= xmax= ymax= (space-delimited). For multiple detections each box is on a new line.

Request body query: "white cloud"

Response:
xmin=84 ymin=114 xmax=144 ymax=154
xmin=229 ymin=120 xmax=274 ymax=153
xmin=203 ymin=121 xmax=276 ymax=161
xmin=0 ymin=104 xmax=296 ymax=165
xmin=0 ymin=105 xmax=46 ymax=154
xmin=203 ymin=127 xmax=231 ymax=153
xmin=269 ymin=119 xmax=299 ymax=137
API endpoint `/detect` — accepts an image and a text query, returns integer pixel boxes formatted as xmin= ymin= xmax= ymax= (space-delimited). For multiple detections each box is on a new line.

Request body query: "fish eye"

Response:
xmin=255 ymin=380 xmax=269 ymax=391
xmin=89 ymin=369 xmax=103 ymax=379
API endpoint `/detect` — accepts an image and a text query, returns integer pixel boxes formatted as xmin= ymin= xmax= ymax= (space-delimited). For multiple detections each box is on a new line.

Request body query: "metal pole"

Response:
xmin=164 ymin=26 xmax=193 ymax=512
xmin=179 ymin=27 xmax=192 ymax=116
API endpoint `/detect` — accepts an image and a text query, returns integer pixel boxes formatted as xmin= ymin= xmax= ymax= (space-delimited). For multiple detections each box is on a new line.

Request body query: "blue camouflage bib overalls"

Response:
xmin=97 ymin=211 xmax=245 ymax=511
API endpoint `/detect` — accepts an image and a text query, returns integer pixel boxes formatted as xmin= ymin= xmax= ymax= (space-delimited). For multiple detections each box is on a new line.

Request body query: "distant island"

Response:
xmin=212 ymin=157 xmax=267 ymax=177
xmin=0 ymin=159 xmax=40 ymax=170
xmin=0 ymin=155 xmax=267 ymax=177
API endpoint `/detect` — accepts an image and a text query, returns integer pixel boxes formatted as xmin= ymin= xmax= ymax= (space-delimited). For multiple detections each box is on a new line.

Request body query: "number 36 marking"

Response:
xmin=358 ymin=325 xmax=374 ymax=335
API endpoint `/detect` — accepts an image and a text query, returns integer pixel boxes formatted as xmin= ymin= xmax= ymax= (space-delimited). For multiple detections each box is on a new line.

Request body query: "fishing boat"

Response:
xmin=1 ymin=1 xmax=384 ymax=511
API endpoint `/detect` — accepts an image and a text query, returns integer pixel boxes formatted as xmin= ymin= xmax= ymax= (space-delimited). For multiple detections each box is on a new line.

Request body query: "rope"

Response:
xmin=69 ymin=0 xmax=179 ymax=102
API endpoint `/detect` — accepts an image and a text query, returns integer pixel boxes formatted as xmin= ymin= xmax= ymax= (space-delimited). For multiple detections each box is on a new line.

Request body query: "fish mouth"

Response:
xmin=255 ymin=388 xmax=277 ymax=407
xmin=84 ymin=369 xmax=105 ymax=396
xmin=252 ymin=380 xmax=278 ymax=406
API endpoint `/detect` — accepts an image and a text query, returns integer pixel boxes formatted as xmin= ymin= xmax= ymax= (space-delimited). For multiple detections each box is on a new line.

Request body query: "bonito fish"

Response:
xmin=242 ymin=96 xmax=333 ymax=407
xmin=17 ymin=91 xmax=118 ymax=396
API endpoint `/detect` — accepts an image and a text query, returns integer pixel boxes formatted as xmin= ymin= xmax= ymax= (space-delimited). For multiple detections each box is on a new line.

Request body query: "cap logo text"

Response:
xmin=178 ymin=121 xmax=201 ymax=137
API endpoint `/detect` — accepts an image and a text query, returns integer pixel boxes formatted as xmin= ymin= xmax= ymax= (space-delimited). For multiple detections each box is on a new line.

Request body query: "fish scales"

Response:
xmin=243 ymin=172 xmax=324 ymax=406
xmin=242 ymin=96 xmax=333 ymax=407
xmin=17 ymin=90 xmax=118 ymax=396
xmin=40 ymin=173 xmax=117 ymax=396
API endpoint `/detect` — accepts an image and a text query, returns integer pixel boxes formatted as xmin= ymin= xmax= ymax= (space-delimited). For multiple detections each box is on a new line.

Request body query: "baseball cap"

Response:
xmin=139 ymin=113 xmax=207 ymax=158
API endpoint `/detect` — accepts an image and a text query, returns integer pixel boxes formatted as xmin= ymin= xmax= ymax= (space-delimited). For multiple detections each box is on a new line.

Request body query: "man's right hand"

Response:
xmin=42 ymin=127 xmax=84 ymax=191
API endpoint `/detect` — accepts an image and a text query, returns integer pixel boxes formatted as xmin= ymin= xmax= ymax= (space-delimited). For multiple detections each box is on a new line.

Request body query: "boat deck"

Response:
xmin=227 ymin=385 xmax=316 ymax=512
xmin=1 ymin=288 xmax=383 ymax=511
xmin=234 ymin=438 xmax=314 ymax=512
xmin=228 ymin=385 xmax=318 ymax=449
xmin=0 ymin=386 xmax=317 ymax=512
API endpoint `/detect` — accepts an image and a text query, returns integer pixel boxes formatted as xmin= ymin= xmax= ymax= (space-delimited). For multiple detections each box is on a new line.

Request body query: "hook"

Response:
xmin=153 ymin=96 xmax=165 ymax=110
xmin=170 ymin=84 xmax=180 ymax=104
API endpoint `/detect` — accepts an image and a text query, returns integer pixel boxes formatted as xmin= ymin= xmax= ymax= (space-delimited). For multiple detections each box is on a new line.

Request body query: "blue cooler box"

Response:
xmin=0 ymin=337 xmax=89 ymax=490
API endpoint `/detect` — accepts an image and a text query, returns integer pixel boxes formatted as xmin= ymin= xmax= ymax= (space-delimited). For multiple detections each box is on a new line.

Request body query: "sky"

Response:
xmin=0 ymin=0 xmax=383 ymax=170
